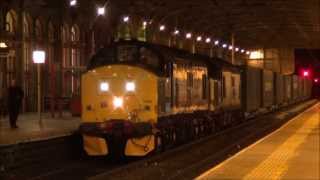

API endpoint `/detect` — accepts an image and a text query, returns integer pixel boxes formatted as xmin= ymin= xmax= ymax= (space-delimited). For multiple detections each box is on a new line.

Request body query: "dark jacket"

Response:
xmin=7 ymin=86 xmax=24 ymax=109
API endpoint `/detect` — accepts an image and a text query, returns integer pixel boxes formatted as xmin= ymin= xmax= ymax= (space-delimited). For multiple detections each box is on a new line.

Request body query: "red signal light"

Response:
xmin=303 ymin=70 xmax=309 ymax=77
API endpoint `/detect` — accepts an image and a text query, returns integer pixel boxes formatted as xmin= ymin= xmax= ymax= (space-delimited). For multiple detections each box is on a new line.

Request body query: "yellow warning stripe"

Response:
xmin=244 ymin=113 xmax=319 ymax=180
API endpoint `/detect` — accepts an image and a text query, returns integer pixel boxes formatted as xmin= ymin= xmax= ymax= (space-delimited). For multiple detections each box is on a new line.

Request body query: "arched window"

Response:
xmin=71 ymin=25 xmax=80 ymax=42
xmin=48 ymin=22 xmax=55 ymax=42
xmin=62 ymin=24 xmax=69 ymax=43
xmin=35 ymin=19 xmax=43 ymax=40
xmin=23 ymin=14 xmax=31 ymax=37
xmin=5 ymin=10 xmax=17 ymax=33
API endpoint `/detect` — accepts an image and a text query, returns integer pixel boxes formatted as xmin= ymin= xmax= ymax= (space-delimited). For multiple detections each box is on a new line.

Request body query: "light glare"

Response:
xmin=0 ymin=42 xmax=8 ymax=48
xmin=33 ymin=50 xmax=45 ymax=64
xmin=100 ymin=82 xmax=109 ymax=92
xmin=159 ymin=25 xmax=165 ymax=31
xmin=70 ymin=0 xmax=77 ymax=6
xmin=125 ymin=82 xmax=135 ymax=92
xmin=186 ymin=33 xmax=192 ymax=39
xmin=123 ymin=16 xmax=129 ymax=23
xmin=113 ymin=97 xmax=123 ymax=109
xmin=97 ymin=7 xmax=105 ymax=16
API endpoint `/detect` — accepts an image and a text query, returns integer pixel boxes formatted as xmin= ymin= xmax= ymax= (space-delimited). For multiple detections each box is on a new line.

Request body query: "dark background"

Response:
xmin=295 ymin=49 xmax=320 ymax=97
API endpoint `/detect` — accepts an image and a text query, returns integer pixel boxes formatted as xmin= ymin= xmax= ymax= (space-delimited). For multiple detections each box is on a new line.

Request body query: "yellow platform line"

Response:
xmin=244 ymin=113 xmax=319 ymax=180
xmin=196 ymin=103 xmax=319 ymax=180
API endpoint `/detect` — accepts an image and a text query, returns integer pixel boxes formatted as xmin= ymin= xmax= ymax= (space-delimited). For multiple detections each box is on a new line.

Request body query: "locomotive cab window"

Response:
xmin=139 ymin=47 xmax=160 ymax=68
xmin=117 ymin=45 xmax=139 ymax=62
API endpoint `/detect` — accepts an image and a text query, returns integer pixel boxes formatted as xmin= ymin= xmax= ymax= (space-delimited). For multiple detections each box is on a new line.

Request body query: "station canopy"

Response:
xmin=114 ymin=0 xmax=320 ymax=49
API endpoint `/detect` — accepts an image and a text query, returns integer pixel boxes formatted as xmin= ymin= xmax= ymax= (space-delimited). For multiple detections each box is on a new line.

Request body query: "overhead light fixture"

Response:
xmin=222 ymin=44 xmax=227 ymax=48
xmin=32 ymin=50 xmax=46 ymax=64
xmin=235 ymin=47 xmax=239 ymax=52
xmin=70 ymin=0 xmax=77 ymax=6
xmin=97 ymin=7 xmax=105 ymax=16
xmin=174 ymin=30 xmax=180 ymax=35
xmin=228 ymin=45 xmax=233 ymax=50
xmin=159 ymin=25 xmax=166 ymax=31
xmin=214 ymin=40 xmax=219 ymax=45
xmin=246 ymin=51 xmax=251 ymax=55
xmin=143 ymin=21 xmax=147 ymax=27
xmin=205 ymin=38 xmax=211 ymax=43
xmin=241 ymin=49 xmax=245 ymax=53
xmin=0 ymin=42 xmax=8 ymax=48
xmin=196 ymin=36 xmax=202 ymax=42
xmin=123 ymin=16 xmax=129 ymax=23
xmin=186 ymin=33 xmax=192 ymax=39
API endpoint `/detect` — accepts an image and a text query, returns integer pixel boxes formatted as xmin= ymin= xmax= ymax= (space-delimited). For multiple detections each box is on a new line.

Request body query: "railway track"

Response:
xmin=1 ymin=100 xmax=316 ymax=180
xmin=91 ymin=100 xmax=317 ymax=180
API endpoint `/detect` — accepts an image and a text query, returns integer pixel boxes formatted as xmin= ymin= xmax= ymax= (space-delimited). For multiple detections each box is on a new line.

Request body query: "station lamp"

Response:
xmin=214 ymin=40 xmax=219 ymax=46
xmin=205 ymin=38 xmax=211 ymax=43
xmin=32 ymin=50 xmax=46 ymax=126
xmin=222 ymin=44 xmax=227 ymax=48
xmin=69 ymin=0 xmax=77 ymax=6
xmin=246 ymin=51 xmax=251 ymax=55
xmin=241 ymin=49 xmax=245 ymax=53
xmin=97 ymin=7 xmax=105 ymax=16
xmin=159 ymin=25 xmax=166 ymax=31
xmin=186 ymin=33 xmax=192 ymax=39
xmin=314 ymin=78 xmax=319 ymax=83
xmin=228 ymin=45 xmax=233 ymax=50
xmin=174 ymin=30 xmax=180 ymax=35
xmin=123 ymin=16 xmax=129 ymax=23
xmin=143 ymin=21 xmax=147 ymax=27
xmin=0 ymin=42 xmax=8 ymax=48
xmin=196 ymin=36 xmax=202 ymax=42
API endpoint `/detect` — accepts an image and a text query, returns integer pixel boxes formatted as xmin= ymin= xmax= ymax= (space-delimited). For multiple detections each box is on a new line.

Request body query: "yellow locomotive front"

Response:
xmin=80 ymin=42 xmax=163 ymax=157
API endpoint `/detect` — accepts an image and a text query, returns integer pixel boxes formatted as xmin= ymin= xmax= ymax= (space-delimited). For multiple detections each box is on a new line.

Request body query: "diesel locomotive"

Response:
xmin=79 ymin=40 xmax=312 ymax=157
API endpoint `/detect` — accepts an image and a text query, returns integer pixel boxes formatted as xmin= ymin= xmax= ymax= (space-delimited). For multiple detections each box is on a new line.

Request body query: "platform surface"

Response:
xmin=197 ymin=103 xmax=320 ymax=180
xmin=0 ymin=113 xmax=80 ymax=146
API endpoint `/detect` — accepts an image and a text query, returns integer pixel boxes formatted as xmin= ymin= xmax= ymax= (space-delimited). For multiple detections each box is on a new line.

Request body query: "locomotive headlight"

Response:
xmin=113 ymin=97 xmax=123 ymax=108
xmin=125 ymin=82 xmax=135 ymax=92
xmin=100 ymin=82 xmax=109 ymax=92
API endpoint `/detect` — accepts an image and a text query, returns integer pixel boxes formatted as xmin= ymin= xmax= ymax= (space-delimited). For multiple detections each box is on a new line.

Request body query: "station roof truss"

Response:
xmin=114 ymin=0 xmax=320 ymax=49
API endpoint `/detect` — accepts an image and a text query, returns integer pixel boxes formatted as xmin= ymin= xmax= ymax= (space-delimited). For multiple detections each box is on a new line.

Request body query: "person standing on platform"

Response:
xmin=7 ymin=79 xmax=24 ymax=129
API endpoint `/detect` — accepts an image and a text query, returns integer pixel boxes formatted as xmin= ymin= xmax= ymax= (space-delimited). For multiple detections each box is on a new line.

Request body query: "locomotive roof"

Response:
xmin=87 ymin=40 xmax=240 ymax=75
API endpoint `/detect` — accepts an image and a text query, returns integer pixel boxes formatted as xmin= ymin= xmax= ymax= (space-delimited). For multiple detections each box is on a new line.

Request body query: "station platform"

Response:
xmin=0 ymin=113 xmax=80 ymax=146
xmin=197 ymin=103 xmax=320 ymax=180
